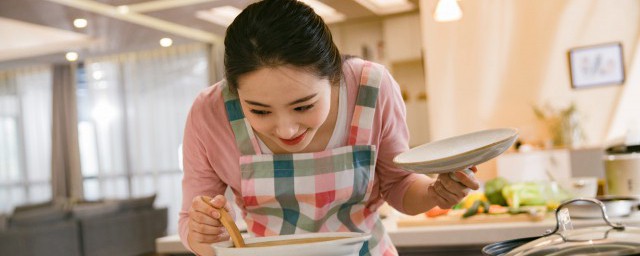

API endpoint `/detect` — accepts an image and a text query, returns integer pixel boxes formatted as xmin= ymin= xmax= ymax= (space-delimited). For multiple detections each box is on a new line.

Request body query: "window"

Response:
xmin=77 ymin=44 xmax=209 ymax=233
xmin=0 ymin=67 xmax=52 ymax=213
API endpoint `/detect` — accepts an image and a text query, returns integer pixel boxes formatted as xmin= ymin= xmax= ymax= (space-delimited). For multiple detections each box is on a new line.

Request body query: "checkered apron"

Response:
xmin=222 ymin=61 xmax=397 ymax=256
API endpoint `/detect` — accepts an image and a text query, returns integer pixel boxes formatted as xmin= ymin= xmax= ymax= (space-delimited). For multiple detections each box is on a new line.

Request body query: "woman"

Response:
xmin=179 ymin=0 xmax=479 ymax=255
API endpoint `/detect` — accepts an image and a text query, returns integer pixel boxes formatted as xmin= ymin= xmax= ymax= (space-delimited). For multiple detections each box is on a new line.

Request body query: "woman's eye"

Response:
xmin=295 ymin=104 xmax=314 ymax=112
xmin=250 ymin=109 xmax=270 ymax=116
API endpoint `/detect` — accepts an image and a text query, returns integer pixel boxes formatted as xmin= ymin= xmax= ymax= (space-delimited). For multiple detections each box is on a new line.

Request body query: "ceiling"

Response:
xmin=0 ymin=0 xmax=420 ymax=69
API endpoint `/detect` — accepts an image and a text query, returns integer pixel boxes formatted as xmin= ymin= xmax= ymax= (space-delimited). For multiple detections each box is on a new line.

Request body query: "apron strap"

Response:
xmin=348 ymin=61 xmax=383 ymax=145
xmin=221 ymin=81 xmax=261 ymax=155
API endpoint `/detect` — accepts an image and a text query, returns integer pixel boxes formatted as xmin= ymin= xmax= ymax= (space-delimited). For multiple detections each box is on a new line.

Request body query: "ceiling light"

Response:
xmin=299 ymin=0 xmax=346 ymax=24
xmin=116 ymin=5 xmax=130 ymax=14
xmin=434 ymin=0 xmax=463 ymax=22
xmin=159 ymin=37 xmax=173 ymax=47
xmin=195 ymin=6 xmax=242 ymax=27
xmin=73 ymin=18 xmax=87 ymax=28
xmin=65 ymin=51 xmax=78 ymax=62
xmin=353 ymin=0 xmax=415 ymax=15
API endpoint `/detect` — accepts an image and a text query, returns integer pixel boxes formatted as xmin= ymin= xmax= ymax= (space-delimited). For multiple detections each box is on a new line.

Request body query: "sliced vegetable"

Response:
xmin=488 ymin=204 xmax=508 ymax=214
xmin=481 ymin=200 xmax=491 ymax=214
xmin=462 ymin=200 xmax=482 ymax=218
xmin=461 ymin=192 xmax=488 ymax=209
xmin=425 ymin=206 xmax=450 ymax=218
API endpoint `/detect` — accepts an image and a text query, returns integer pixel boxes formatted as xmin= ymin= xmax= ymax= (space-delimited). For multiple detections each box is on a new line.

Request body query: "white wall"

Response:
xmin=419 ymin=0 xmax=640 ymax=147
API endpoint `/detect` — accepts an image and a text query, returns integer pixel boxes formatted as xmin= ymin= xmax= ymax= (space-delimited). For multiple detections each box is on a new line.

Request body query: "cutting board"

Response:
xmin=396 ymin=212 xmax=548 ymax=227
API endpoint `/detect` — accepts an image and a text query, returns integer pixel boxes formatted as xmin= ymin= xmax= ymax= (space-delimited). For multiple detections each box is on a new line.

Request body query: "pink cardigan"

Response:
xmin=179 ymin=58 xmax=420 ymax=251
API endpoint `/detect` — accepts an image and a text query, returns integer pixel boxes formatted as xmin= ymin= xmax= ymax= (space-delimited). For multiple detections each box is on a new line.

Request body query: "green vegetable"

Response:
xmin=485 ymin=177 xmax=509 ymax=206
xmin=501 ymin=182 xmax=546 ymax=208
xmin=462 ymin=200 xmax=482 ymax=218
xmin=481 ymin=200 xmax=491 ymax=214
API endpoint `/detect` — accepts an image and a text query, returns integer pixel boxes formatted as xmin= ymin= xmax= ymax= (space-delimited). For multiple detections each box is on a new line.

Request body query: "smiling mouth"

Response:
xmin=279 ymin=130 xmax=307 ymax=146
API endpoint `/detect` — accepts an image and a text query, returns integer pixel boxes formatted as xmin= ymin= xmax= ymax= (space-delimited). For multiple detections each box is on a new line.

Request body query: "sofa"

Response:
xmin=0 ymin=195 xmax=168 ymax=256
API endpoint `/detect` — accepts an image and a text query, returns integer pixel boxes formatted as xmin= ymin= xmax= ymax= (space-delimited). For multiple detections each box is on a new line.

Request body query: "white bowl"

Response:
xmin=211 ymin=232 xmax=371 ymax=256
xmin=394 ymin=128 xmax=519 ymax=174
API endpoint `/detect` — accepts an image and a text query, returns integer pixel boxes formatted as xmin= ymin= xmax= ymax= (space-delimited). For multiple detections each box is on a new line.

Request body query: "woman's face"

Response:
xmin=236 ymin=66 xmax=332 ymax=153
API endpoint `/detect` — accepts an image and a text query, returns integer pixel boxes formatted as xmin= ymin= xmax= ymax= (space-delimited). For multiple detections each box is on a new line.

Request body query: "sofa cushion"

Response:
xmin=12 ymin=198 xmax=71 ymax=214
xmin=115 ymin=194 xmax=156 ymax=212
xmin=12 ymin=201 xmax=54 ymax=214
xmin=9 ymin=206 xmax=70 ymax=228
xmin=72 ymin=201 xmax=120 ymax=219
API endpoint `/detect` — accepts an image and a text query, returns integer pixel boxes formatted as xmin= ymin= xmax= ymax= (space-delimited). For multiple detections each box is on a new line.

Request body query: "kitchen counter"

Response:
xmin=384 ymin=212 xmax=640 ymax=248
xmin=155 ymin=212 xmax=640 ymax=255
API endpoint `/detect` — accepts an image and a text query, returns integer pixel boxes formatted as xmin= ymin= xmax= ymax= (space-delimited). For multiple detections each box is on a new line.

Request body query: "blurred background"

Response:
xmin=1 ymin=0 xmax=639 ymax=255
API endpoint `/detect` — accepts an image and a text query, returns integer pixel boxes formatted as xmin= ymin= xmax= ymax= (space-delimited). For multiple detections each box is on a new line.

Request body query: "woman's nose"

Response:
xmin=275 ymin=117 xmax=299 ymax=139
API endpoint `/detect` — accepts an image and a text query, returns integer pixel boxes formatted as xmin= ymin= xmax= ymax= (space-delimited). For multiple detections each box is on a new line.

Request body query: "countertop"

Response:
xmin=156 ymin=212 xmax=640 ymax=254
xmin=383 ymin=211 xmax=640 ymax=247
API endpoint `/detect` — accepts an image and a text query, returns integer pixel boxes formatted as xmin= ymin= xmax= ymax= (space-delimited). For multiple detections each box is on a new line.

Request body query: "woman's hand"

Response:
xmin=428 ymin=166 xmax=480 ymax=209
xmin=187 ymin=195 xmax=232 ymax=256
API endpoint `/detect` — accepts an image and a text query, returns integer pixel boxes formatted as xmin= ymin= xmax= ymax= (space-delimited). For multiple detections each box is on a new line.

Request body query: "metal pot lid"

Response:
xmin=505 ymin=198 xmax=640 ymax=256
xmin=606 ymin=144 xmax=640 ymax=155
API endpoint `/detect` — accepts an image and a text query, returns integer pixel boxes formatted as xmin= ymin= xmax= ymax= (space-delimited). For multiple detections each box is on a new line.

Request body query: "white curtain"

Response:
xmin=0 ymin=66 xmax=52 ymax=213
xmin=51 ymin=64 xmax=83 ymax=200
xmin=78 ymin=43 xmax=210 ymax=233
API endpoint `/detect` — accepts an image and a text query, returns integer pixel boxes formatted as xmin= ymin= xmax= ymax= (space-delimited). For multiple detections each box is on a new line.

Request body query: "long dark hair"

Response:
xmin=224 ymin=0 xmax=342 ymax=93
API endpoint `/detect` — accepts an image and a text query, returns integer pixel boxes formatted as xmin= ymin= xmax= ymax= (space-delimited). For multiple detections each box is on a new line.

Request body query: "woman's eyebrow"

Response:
xmin=244 ymin=93 xmax=317 ymax=107
xmin=287 ymin=93 xmax=317 ymax=106
xmin=244 ymin=100 xmax=269 ymax=107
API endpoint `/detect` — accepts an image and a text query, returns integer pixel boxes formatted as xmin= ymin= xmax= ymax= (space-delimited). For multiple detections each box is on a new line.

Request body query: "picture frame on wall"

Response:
xmin=568 ymin=42 xmax=625 ymax=89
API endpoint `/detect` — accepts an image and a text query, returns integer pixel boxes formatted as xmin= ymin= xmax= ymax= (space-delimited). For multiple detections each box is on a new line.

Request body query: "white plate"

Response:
xmin=393 ymin=128 xmax=519 ymax=174
xmin=211 ymin=232 xmax=371 ymax=256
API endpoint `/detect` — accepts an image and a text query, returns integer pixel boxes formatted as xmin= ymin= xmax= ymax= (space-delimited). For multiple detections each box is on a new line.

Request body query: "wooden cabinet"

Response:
xmin=383 ymin=14 xmax=423 ymax=62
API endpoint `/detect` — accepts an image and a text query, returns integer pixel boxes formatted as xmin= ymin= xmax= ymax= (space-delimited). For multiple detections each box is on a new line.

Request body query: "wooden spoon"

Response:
xmin=201 ymin=197 xmax=245 ymax=248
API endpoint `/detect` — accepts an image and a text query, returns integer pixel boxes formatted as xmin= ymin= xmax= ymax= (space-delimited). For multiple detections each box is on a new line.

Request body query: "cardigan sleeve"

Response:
xmin=372 ymin=64 xmax=422 ymax=214
xmin=178 ymin=90 xmax=228 ymax=252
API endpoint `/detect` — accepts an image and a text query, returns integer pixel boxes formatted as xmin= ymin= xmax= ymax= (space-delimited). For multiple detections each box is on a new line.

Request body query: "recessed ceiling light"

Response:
xmin=65 ymin=51 xmax=79 ymax=62
xmin=353 ymin=0 xmax=415 ymax=15
xmin=159 ymin=37 xmax=173 ymax=47
xmin=299 ymin=0 xmax=346 ymax=24
xmin=73 ymin=18 xmax=88 ymax=28
xmin=195 ymin=6 xmax=242 ymax=27
xmin=117 ymin=5 xmax=130 ymax=14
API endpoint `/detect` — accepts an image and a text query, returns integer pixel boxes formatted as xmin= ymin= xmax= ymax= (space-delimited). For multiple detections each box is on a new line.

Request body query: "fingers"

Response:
xmin=188 ymin=216 xmax=228 ymax=243
xmin=450 ymin=168 xmax=480 ymax=190
xmin=210 ymin=194 xmax=229 ymax=209
xmin=188 ymin=195 xmax=230 ymax=243
xmin=430 ymin=167 xmax=480 ymax=208
xmin=189 ymin=206 xmax=223 ymax=227
xmin=198 ymin=195 xmax=233 ymax=216
xmin=188 ymin=226 xmax=230 ymax=243
xmin=429 ymin=181 xmax=458 ymax=208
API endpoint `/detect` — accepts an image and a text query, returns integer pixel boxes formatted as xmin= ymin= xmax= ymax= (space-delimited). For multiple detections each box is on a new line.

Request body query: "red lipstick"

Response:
xmin=280 ymin=131 xmax=307 ymax=146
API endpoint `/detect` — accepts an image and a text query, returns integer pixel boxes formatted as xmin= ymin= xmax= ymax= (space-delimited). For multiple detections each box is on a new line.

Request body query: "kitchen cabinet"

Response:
xmin=391 ymin=60 xmax=430 ymax=147
xmin=496 ymin=148 xmax=606 ymax=182
xmin=383 ymin=14 xmax=422 ymax=63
